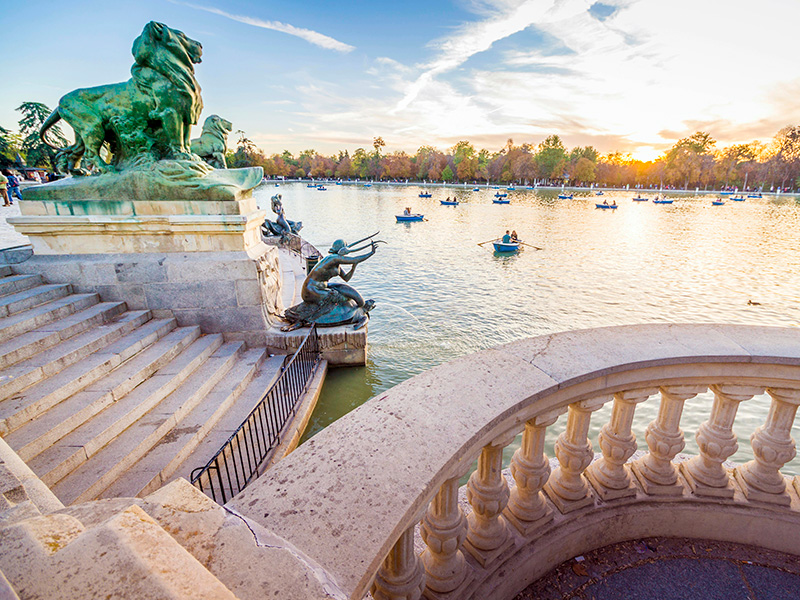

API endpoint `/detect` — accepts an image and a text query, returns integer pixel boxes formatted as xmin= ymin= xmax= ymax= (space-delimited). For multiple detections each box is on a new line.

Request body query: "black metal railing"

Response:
xmin=190 ymin=326 xmax=321 ymax=503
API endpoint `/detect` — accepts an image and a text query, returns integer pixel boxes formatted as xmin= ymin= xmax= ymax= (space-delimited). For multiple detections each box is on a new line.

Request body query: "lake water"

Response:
xmin=255 ymin=183 xmax=800 ymax=474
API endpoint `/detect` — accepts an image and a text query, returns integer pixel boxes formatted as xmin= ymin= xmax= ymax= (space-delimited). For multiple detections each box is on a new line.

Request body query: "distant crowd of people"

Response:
xmin=0 ymin=169 xmax=60 ymax=206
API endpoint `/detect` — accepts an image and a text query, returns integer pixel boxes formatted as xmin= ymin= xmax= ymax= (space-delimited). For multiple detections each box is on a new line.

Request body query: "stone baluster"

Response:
xmin=464 ymin=430 xmax=517 ymax=567
xmin=504 ymin=411 xmax=562 ymax=536
xmin=372 ymin=524 xmax=426 ymax=600
xmin=544 ymin=395 xmax=609 ymax=512
xmin=734 ymin=387 xmax=800 ymax=505
xmin=681 ymin=384 xmax=762 ymax=498
xmin=420 ymin=464 xmax=472 ymax=597
xmin=586 ymin=388 xmax=656 ymax=499
xmin=632 ymin=385 xmax=706 ymax=495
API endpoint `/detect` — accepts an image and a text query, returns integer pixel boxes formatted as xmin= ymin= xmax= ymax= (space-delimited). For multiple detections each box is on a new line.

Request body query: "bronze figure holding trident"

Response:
xmin=282 ymin=232 xmax=385 ymax=331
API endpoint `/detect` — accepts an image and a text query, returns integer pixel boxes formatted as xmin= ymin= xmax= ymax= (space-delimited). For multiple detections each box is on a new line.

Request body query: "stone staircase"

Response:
xmin=0 ymin=264 xmax=286 ymax=506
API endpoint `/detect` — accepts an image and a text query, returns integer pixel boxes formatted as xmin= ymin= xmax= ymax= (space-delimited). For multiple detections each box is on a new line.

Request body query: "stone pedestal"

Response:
xmin=7 ymin=168 xmax=288 ymax=347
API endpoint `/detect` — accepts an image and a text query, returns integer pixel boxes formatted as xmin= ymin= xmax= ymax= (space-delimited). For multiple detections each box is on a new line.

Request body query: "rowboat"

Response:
xmin=473 ymin=187 xmax=480 ymax=191
xmin=419 ymin=193 xmax=432 ymax=198
xmin=335 ymin=182 xmax=342 ymax=185
xmin=493 ymin=240 xmax=520 ymax=252
xmin=364 ymin=183 xmax=372 ymax=187
xmin=653 ymin=199 xmax=673 ymax=204
xmin=596 ymin=203 xmax=618 ymax=209
xmin=747 ymin=193 xmax=762 ymax=198
xmin=396 ymin=214 xmax=424 ymax=222
xmin=317 ymin=186 xmax=327 ymax=191
xmin=440 ymin=200 xmax=459 ymax=206
xmin=730 ymin=196 xmax=745 ymax=201
xmin=307 ymin=184 xmax=317 ymax=188
xmin=494 ymin=192 xmax=508 ymax=198
xmin=632 ymin=196 xmax=648 ymax=201
xmin=711 ymin=200 xmax=725 ymax=206
xmin=558 ymin=194 xmax=573 ymax=199
xmin=507 ymin=186 xmax=516 ymax=191
xmin=492 ymin=199 xmax=510 ymax=204
xmin=719 ymin=191 xmax=733 ymax=195
xmin=596 ymin=191 xmax=604 ymax=196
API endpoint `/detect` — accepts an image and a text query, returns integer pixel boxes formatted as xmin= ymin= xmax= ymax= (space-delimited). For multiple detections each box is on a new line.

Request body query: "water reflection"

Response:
xmin=263 ymin=183 xmax=800 ymax=473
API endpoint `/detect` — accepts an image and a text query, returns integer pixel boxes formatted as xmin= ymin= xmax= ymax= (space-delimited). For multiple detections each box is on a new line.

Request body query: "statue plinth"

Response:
xmin=9 ymin=166 xmax=265 ymax=255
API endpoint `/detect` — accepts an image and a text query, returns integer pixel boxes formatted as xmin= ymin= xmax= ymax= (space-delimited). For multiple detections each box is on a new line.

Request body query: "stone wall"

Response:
xmin=11 ymin=248 xmax=283 ymax=348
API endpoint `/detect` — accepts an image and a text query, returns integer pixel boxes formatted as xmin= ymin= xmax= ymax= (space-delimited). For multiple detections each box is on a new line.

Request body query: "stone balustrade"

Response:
xmin=227 ymin=324 xmax=800 ymax=600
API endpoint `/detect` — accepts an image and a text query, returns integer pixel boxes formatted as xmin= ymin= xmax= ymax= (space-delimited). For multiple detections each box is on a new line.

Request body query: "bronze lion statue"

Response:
xmin=40 ymin=21 xmax=203 ymax=175
xmin=190 ymin=115 xmax=232 ymax=169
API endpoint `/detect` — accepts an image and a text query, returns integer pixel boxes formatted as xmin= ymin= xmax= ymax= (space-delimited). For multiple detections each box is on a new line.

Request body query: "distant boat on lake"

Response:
xmin=419 ymin=192 xmax=432 ymax=198
xmin=558 ymin=193 xmax=573 ymax=199
xmin=440 ymin=199 xmax=459 ymax=206
xmin=396 ymin=213 xmax=424 ymax=222
xmin=653 ymin=198 xmax=673 ymax=204
xmin=596 ymin=203 xmax=617 ymax=210
xmin=492 ymin=198 xmax=510 ymax=204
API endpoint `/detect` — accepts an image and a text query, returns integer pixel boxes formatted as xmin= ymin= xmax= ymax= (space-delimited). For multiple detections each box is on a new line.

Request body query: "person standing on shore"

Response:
xmin=0 ymin=171 xmax=9 ymax=206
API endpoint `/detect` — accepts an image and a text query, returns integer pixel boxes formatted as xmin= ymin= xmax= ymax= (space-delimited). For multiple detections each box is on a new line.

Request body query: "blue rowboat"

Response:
xmin=396 ymin=214 xmax=424 ymax=222
xmin=419 ymin=192 xmax=432 ymax=198
xmin=747 ymin=194 xmax=762 ymax=198
xmin=335 ymin=182 xmax=342 ymax=185
xmin=440 ymin=200 xmax=459 ymax=206
xmin=493 ymin=240 xmax=520 ymax=252
xmin=507 ymin=186 xmax=516 ymax=191
xmin=494 ymin=192 xmax=508 ymax=197
xmin=730 ymin=196 xmax=745 ymax=201
xmin=558 ymin=194 xmax=573 ymax=199
xmin=719 ymin=191 xmax=733 ymax=195
xmin=317 ymin=186 xmax=327 ymax=191
xmin=596 ymin=203 xmax=618 ymax=209
xmin=492 ymin=199 xmax=510 ymax=204
xmin=711 ymin=200 xmax=725 ymax=206
xmin=307 ymin=184 xmax=317 ymax=188
xmin=632 ymin=196 xmax=648 ymax=201
xmin=472 ymin=187 xmax=480 ymax=191
xmin=364 ymin=183 xmax=372 ymax=187
xmin=653 ymin=199 xmax=673 ymax=204
xmin=596 ymin=191 xmax=604 ymax=196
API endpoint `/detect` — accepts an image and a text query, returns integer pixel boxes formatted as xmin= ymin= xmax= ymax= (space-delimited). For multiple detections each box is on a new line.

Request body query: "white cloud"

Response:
xmin=174 ymin=1 xmax=355 ymax=53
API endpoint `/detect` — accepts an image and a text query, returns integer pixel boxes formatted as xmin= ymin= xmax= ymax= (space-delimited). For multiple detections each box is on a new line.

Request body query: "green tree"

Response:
xmin=0 ymin=125 xmax=23 ymax=168
xmin=534 ymin=135 xmax=567 ymax=183
xmin=665 ymin=131 xmax=716 ymax=189
xmin=441 ymin=164 xmax=454 ymax=182
xmin=352 ymin=148 xmax=369 ymax=178
xmin=17 ymin=101 xmax=68 ymax=169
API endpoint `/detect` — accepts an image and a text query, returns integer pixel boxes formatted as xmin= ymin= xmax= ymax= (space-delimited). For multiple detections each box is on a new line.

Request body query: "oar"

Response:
xmin=519 ymin=241 xmax=543 ymax=250
xmin=477 ymin=237 xmax=499 ymax=246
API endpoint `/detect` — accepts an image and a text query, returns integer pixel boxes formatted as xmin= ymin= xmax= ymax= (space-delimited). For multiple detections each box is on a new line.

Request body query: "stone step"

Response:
xmin=0 ymin=293 xmax=99 ymax=344
xmin=170 ymin=353 xmax=283 ymax=487
xmin=0 ymin=301 xmax=127 ymax=370
xmin=6 ymin=326 xmax=201 ymax=463
xmin=0 ymin=284 xmax=72 ymax=318
xmin=54 ymin=342 xmax=249 ymax=505
xmin=0 ymin=265 xmax=12 ymax=277
xmin=0 ymin=274 xmax=42 ymax=297
xmin=30 ymin=334 xmax=224 ymax=489
xmin=0 ymin=312 xmax=159 ymax=427
xmin=100 ymin=347 xmax=269 ymax=500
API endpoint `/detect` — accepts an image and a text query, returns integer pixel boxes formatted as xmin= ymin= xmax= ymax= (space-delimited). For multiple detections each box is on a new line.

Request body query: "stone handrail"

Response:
xmin=227 ymin=324 xmax=800 ymax=599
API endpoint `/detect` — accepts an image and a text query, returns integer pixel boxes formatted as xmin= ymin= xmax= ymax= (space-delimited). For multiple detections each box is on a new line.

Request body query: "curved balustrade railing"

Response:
xmin=227 ymin=324 xmax=800 ymax=600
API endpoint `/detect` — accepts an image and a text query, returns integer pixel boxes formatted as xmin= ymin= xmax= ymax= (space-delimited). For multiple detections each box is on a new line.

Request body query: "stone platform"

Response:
xmin=514 ymin=536 xmax=800 ymax=600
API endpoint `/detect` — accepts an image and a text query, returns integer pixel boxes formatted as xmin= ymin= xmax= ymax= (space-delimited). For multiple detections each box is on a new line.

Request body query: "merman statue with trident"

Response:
xmin=282 ymin=232 xmax=384 ymax=331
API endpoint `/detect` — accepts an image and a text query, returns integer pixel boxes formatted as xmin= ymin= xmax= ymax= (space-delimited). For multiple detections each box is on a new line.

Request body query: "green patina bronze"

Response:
xmin=282 ymin=233 xmax=384 ymax=331
xmin=31 ymin=21 xmax=261 ymax=203
xmin=191 ymin=115 xmax=233 ymax=169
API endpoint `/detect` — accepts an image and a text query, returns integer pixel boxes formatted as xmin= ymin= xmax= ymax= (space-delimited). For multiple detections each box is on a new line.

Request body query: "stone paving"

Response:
xmin=513 ymin=537 xmax=800 ymax=600
xmin=0 ymin=202 xmax=28 ymax=250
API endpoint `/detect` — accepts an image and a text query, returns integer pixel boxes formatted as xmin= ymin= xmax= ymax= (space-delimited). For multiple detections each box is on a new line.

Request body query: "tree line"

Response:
xmin=228 ymin=128 xmax=800 ymax=192
xmin=4 ymin=101 xmax=800 ymax=191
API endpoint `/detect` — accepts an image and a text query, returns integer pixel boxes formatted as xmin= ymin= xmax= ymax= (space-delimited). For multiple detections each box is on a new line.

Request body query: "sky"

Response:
xmin=3 ymin=0 xmax=800 ymax=161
